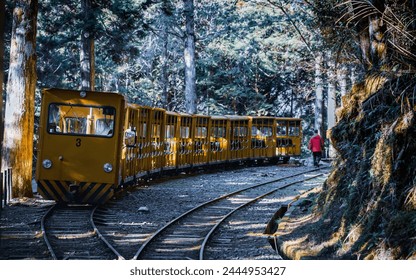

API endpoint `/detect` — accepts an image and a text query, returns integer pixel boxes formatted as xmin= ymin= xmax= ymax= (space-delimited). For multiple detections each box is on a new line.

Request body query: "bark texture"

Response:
xmin=314 ymin=53 xmax=323 ymax=133
xmin=80 ymin=0 xmax=95 ymax=91
xmin=184 ymin=0 xmax=197 ymax=114
xmin=0 ymin=0 xmax=5 ymax=170
xmin=2 ymin=0 xmax=38 ymax=198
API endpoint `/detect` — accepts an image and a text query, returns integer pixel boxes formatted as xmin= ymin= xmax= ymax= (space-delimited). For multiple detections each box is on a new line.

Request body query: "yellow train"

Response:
xmin=35 ymin=88 xmax=302 ymax=204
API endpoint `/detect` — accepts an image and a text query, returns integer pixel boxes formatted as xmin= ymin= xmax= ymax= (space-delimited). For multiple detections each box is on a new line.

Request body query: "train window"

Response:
xmin=233 ymin=127 xmax=247 ymax=137
xmin=261 ymin=127 xmax=272 ymax=137
xmin=152 ymin=124 xmax=161 ymax=137
xmin=288 ymin=121 xmax=301 ymax=136
xmin=277 ymin=121 xmax=287 ymax=136
xmin=211 ymin=127 xmax=226 ymax=138
xmin=195 ymin=126 xmax=207 ymax=138
xmin=180 ymin=126 xmax=190 ymax=138
xmin=165 ymin=125 xmax=175 ymax=139
xmin=139 ymin=123 xmax=147 ymax=138
xmin=96 ymin=119 xmax=114 ymax=136
xmin=47 ymin=103 xmax=115 ymax=137
xmin=252 ymin=126 xmax=272 ymax=137
xmin=65 ymin=118 xmax=87 ymax=134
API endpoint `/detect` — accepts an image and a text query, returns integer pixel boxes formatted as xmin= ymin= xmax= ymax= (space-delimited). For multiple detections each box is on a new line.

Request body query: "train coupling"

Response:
xmin=69 ymin=182 xmax=80 ymax=201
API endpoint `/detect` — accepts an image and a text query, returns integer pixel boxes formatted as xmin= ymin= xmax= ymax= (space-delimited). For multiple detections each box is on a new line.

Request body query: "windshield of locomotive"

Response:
xmin=47 ymin=103 xmax=115 ymax=137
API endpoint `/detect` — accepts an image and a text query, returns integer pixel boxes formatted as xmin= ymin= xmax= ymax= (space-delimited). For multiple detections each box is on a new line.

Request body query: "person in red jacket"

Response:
xmin=308 ymin=129 xmax=324 ymax=167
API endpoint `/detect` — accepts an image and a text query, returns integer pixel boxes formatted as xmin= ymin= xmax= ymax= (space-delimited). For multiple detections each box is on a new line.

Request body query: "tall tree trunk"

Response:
xmin=314 ymin=53 xmax=323 ymax=134
xmin=184 ymin=0 xmax=197 ymax=114
xmin=2 ymin=0 xmax=38 ymax=198
xmin=80 ymin=0 xmax=95 ymax=91
xmin=358 ymin=21 xmax=371 ymax=70
xmin=369 ymin=0 xmax=386 ymax=69
xmin=338 ymin=64 xmax=348 ymax=107
xmin=327 ymin=51 xmax=337 ymax=158
xmin=0 ymin=0 xmax=5 ymax=170
xmin=349 ymin=64 xmax=357 ymax=89
xmin=160 ymin=24 xmax=169 ymax=109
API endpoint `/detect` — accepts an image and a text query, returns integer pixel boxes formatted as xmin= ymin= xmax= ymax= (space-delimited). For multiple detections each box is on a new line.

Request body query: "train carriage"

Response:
xmin=209 ymin=116 xmax=230 ymax=163
xmin=192 ymin=115 xmax=211 ymax=166
xmin=228 ymin=116 xmax=251 ymax=161
xmin=36 ymin=88 xmax=303 ymax=204
xmin=276 ymin=118 xmax=302 ymax=162
xmin=36 ymin=88 xmax=125 ymax=204
xmin=250 ymin=117 xmax=276 ymax=159
xmin=177 ymin=113 xmax=193 ymax=168
xmin=149 ymin=108 xmax=166 ymax=173
xmin=122 ymin=104 xmax=139 ymax=184
xmin=164 ymin=111 xmax=180 ymax=170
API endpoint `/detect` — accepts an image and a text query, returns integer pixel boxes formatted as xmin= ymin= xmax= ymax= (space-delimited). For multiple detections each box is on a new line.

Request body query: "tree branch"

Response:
xmin=266 ymin=0 xmax=314 ymax=55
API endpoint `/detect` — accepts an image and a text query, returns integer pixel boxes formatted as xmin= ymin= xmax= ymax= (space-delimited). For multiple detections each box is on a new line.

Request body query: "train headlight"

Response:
xmin=103 ymin=163 xmax=113 ymax=173
xmin=42 ymin=159 xmax=53 ymax=169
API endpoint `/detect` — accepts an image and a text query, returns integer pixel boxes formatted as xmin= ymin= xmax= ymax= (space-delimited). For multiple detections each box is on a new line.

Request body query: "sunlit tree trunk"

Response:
xmin=2 ymin=0 xmax=38 ymax=198
xmin=0 ymin=0 xmax=5 ymax=170
xmin=314 ymin=53 xmax=323 ymax=134
xmin=160 ymin=24 xmax=169 ymax=109
xmin=327 ymin=52 xmax=336 ymax=131
xmin=80 ymin=0 xmax=95 ymax=91
xmin=327 ymin=51 xmax=336 ymax=158
xmin=349 ymin=64 xmax=357 ymax=89
xmin=358 ymin=21 xmax=371 ymax=69
xmin=338 ymin=64 xmax=348 ymax=108
xmin=184 ymin=0 xmax=197 ymax=114
xmin=369 ymin=0 xmax=386 ymax=69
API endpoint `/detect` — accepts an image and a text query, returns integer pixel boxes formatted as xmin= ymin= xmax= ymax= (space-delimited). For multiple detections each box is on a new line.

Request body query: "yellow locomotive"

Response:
xmin=36 ymin=88 xmax=302 ymax=204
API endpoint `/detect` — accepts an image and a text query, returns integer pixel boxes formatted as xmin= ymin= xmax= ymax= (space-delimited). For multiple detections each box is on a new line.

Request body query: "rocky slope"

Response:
xmin=277 ymin=74 xmax=416 ymax=259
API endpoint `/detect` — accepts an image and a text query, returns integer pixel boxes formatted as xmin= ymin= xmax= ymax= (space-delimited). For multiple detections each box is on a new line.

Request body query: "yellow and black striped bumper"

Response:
xmin=37 ymin=180 xmax=115 ymax=204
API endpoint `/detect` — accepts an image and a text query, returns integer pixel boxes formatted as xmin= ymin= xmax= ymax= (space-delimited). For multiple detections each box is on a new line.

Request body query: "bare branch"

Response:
xmin=266 ymin=0 xmax=314 ymax=55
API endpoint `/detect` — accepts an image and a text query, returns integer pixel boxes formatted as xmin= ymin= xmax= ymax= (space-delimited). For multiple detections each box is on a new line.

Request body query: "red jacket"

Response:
xmin=308 ymin=135 xmax=323 ymax=152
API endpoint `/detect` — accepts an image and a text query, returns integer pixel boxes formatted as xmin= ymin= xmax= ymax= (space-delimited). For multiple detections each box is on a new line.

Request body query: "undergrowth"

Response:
xmin=313 ymin=73 xmax=416 ymax=259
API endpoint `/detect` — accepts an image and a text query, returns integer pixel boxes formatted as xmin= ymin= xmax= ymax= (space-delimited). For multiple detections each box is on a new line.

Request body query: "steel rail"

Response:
xmin=40 ymin=204 xmax=58 ymax=260
xmin=42 ymin=204 xmax=124 ymax=260
xmin=91 ymin=206 xmax=125 ymax=260
xmin=133 ymin=167 xmax=326 ymax=260
xmin=198 ymin=173 xmax=324 ymax=260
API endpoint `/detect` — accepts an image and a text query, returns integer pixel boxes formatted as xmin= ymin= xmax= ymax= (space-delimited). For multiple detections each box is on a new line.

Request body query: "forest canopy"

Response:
xmin=3 ymin=0 xmax=357 ymax=121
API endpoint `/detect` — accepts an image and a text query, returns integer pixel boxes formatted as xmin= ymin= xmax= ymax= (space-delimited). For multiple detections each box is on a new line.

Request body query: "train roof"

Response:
xmin=166 ymin=111 xmax=181 ymax=116
xmin=248 ymin=116 xmax=276 ymax=119
xmin=210 ymin=115 xmax=228 ymax=120
xmin=42 ymin=88 xmax=125 ymax=100
xmin=275 ymin=117 xmax=302 ymax=121
xmin=224 ymin=115 xmax=250 ymax=120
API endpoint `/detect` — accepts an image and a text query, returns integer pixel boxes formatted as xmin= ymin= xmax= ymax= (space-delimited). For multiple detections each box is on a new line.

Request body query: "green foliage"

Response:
xmin=24 ymin=0 xmax=320 ymax=118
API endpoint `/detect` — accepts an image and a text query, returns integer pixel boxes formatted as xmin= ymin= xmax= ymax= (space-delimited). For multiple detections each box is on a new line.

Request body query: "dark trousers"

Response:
xmin=313 ymin=152 xmax=322 ymax=167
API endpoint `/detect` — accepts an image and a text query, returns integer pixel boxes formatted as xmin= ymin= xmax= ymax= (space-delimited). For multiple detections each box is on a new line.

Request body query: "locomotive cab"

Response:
xmin=36 ymin=88 xmax=125 ymax=204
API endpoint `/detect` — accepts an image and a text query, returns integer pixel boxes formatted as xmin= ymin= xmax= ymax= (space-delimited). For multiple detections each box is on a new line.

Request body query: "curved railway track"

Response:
xmin=0 ymin=203 xmax=51 ymax=259
xmin=133 ymin=167 xmax=327 ymax=260
xmin=41 ymin=204 xmax=123 ymax=260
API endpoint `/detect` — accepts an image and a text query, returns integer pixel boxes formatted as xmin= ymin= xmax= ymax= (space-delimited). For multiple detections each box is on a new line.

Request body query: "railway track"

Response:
xmin=0 ymin=203 xmax=51 ymax=259
xmin=0 ymin=165 xmax=329 ymax=260
xmin=41 ymin=204 xmax=123 ymax=260
xmin=133 ymin=167 xmax=327 ymax=260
